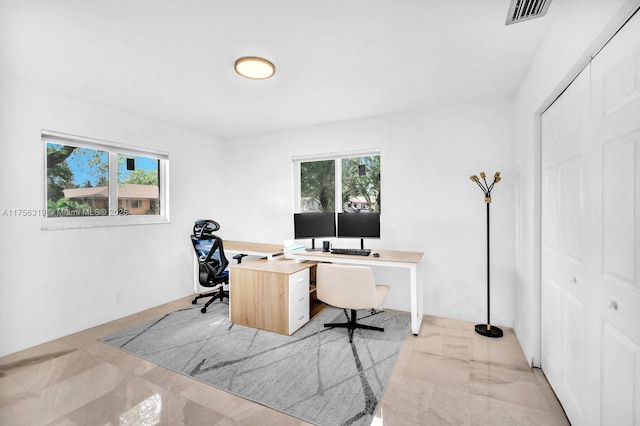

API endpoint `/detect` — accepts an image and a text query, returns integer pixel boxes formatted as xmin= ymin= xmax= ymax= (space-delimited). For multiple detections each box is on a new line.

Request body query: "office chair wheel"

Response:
xmin=201 ymin=307 xmax=207 ymax=313
xmin=192 ymin=299 xmax=197 ymax=304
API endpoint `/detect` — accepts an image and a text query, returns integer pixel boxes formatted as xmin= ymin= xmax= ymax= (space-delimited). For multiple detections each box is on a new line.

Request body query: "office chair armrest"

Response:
xmin=233 ymin=253 xmax=248 ymax=264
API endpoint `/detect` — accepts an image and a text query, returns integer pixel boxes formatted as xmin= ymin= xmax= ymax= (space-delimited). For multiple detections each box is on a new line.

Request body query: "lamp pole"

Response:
xmin=470 ymin=171 xmax=503 ymax=338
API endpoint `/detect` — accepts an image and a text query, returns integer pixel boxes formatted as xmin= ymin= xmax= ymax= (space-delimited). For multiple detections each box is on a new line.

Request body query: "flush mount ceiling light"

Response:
xmin=234 ymin=56 xmax=275 ymax=80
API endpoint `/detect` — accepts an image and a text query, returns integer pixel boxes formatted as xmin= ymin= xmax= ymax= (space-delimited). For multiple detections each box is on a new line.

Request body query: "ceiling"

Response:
xmin=0 ymin=0 xmax=559 ymax=140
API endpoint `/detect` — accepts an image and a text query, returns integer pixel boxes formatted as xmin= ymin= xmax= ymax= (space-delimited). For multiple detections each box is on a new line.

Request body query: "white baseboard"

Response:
xmin=381 ymin=303 xmax=515 ymax=329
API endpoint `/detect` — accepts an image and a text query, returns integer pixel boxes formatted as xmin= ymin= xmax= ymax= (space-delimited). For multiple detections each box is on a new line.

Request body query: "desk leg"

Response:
xmin=193 ymin=256 xmax=199 ymax=294
xmin=410 ymin=264 xmax=423 ymax=335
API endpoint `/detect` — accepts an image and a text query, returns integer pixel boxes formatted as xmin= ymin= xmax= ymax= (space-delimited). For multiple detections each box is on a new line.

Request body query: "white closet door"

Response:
xmin=541 ymin=10 xmax=640 ymax=426
xmin=590 ymin=11 xmax=640 ymax=425
xmin=541 ymin=64 xmax=591 ymax=425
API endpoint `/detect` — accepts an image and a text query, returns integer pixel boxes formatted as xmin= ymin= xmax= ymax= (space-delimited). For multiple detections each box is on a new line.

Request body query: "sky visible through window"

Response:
xmin=50 ymin=143 xmax=158 ymax=186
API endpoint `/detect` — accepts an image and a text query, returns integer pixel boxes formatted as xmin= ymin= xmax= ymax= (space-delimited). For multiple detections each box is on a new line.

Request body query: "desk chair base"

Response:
xmin=192 ymin=285 xmax=228 ymax=313
xmin=325 ymin=308 xmax=384 ymax=343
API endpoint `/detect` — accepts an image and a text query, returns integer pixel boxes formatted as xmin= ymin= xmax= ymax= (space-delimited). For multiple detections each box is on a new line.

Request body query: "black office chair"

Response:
xmin=190 ymin=219 xmax=246 ymax=313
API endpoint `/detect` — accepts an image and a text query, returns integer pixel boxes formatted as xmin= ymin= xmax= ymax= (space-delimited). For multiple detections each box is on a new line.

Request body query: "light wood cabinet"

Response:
xmin=229 ymin=259 xmax=317 ymax=335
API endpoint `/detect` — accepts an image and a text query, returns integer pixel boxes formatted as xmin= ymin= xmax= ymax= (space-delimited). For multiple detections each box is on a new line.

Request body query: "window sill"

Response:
xmin=41 ymin=215 xmax=169 ymax=230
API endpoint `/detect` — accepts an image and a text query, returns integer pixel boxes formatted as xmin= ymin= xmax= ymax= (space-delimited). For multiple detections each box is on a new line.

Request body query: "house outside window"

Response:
xmin=43 ymin=130 xmax=169 ymax=229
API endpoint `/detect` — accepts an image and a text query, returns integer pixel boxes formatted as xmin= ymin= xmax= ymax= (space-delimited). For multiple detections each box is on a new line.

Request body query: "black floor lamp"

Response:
xmin=470 ymin=171 xmax=503 ymax=338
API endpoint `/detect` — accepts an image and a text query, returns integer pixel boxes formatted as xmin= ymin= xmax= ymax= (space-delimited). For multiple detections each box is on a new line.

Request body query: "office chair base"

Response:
xmin=325 ymin=308 xmax=384 ymax=343
xmin=192 ymin=288 xmax=229 ymax=313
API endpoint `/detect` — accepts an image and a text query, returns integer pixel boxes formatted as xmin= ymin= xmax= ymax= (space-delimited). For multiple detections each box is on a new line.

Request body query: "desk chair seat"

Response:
xmin=316 ymin=263 xmax=390 ymax=343
xmin=190 ymin=220 xmax=246 ymax=313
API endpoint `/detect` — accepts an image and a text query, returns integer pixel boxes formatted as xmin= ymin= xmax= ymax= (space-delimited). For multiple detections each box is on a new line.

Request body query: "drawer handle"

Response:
xmin=298 ymin=315 xmax=304 ymax=321
xmin=570 ymin=276 xmax=577 ymax=284
xmin=298 ymin=296 xmax=305 ymax=302
xmin=607 ymin=299 xmax=618 ymax=310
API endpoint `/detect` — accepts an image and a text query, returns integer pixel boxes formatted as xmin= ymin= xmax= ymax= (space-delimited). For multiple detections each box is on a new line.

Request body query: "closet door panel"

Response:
xmin=541 ymin=275 xmax=563 ymax=381
xmin=563 ymin=292 xmax=586 ymax=412
xmin=564 ymin=156 xmax=583 ymax=262
xmin=600 ymin=323 xmax=640 ymax=426
xmin=541 ymin=64 xmax=591 ymax=425
xmin=590 ymin=10 xmax=640 ymax=425
xmin=541 ymin=108 xmax=562 ymax=390
xmin=602 ymin=139 xmax=635 ymax=283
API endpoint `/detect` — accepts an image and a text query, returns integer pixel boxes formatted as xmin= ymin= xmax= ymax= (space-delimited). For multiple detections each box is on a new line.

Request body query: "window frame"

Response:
xmin=42 ymin=130 xmax=170 ymax=230
xmin=292 ymin=148 xmax=380 ymax=214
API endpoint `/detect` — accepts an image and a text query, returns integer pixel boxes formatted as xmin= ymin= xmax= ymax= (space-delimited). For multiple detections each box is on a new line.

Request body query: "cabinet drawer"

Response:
xmin=289 ymin=284 xmax=309 ymax=334
xmin=288 ymin=269 xmax=309 ymax=295
xmin=289 ymin=297 xmax=309 ymax=334
xmin=290 ymin=288 xmax=309 ymax=311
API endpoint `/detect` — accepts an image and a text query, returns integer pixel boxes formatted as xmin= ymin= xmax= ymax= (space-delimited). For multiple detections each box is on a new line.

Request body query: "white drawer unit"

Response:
xmin=288 ymin=269 xmax=310 ymax=334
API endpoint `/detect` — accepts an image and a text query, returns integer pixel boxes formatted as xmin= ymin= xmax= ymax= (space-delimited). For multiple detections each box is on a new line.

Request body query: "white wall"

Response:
xmin=513 ymin=0 xmax=640 ymax=366
xmin=0 ymin=80 xmax=515 ymax=357
xmin=218 ymin=100 xmax=517 ymax=325
xmin=0 ymin=77 xmax=223 ymax=357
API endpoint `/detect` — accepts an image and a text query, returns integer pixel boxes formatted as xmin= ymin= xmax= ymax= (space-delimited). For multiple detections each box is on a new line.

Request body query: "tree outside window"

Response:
xmin=300 ymin=160 xmax=335 ymax=212
xmin=297 ymin=152 xmax=380 ymax=214
xmin=342 ymin=156 xmax=380 ymax=212
xmin=46 ymin=143 xmax=109 ymax=216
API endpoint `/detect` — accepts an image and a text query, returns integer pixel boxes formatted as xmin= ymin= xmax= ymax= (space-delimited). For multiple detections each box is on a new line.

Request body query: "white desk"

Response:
xmin=287 ymin=248 xmax=424 ymax=335
xmin=224 ymin=240 xmax=284 ymax=260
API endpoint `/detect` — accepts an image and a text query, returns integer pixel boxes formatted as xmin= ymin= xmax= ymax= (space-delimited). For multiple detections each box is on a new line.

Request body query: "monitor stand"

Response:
xmin=306 ymin=238 xmax=323 ymax=252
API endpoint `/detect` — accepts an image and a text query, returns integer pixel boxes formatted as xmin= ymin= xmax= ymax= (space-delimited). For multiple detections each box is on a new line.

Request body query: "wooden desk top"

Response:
xmin=291 ymin=248 xmax=424 ymax=264
xmin=224 ymin=240 xmax=284 ymax=257
xmin=230 ymin=257 xmax=317 ymax=274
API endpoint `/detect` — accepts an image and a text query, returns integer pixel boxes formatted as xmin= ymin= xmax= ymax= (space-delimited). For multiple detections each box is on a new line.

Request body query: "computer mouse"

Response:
xmin=373 ymin=252 xmax=379 ymax=257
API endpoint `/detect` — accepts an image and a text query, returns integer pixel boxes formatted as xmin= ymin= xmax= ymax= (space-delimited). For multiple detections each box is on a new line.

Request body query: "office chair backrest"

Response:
xmin=194 ymin=219 xmax=220 ymax=239
xmin=316 ymin=263 xmax=379 ymax=310
xmin=191 ymin=219 xmax=229 ymax=281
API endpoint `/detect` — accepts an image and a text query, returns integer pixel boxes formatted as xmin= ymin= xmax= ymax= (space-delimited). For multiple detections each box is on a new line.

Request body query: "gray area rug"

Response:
xmin=100 ymin=302 xmax=410 ymax=426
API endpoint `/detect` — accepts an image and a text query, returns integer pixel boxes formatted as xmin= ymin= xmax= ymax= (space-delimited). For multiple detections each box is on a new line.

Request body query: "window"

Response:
xmin=341 ymin=155 xmax=380 ymax=213
xmin=300 ymin=159 xmax=335 ymax=212
xmin=43 ymin=130 xmax=169 ymax=229
xmin=293 ymin=149 xmax=380 ymax=214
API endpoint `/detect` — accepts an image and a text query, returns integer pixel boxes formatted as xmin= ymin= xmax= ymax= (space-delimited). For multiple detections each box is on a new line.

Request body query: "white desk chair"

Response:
xmin=316 ymin=263 xmax=390 ymax=343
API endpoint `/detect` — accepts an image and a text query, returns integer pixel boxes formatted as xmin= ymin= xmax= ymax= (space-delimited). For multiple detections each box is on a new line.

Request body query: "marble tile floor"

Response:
xmin=0 ymin=297 xmax=569 ymax=425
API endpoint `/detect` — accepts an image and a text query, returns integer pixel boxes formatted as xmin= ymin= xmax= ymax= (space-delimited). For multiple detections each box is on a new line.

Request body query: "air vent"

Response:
xmin=506 ymin=0 xmax=552 ymax=25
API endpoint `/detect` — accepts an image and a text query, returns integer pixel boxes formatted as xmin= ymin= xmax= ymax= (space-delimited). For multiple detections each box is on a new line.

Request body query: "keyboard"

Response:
xmin=331 ymin=248 xmax=371 ymax=256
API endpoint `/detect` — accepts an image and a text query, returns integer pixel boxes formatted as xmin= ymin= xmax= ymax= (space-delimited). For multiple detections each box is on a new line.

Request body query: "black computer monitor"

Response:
xmin=337 ymin=212 xmax=380 ymax=249
xmin=294 ymin=212 xmax=336 ymax=250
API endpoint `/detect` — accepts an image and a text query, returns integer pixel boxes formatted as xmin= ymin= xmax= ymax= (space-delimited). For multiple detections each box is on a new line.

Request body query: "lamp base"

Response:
xmin=475 ymin=324 xmax=503 ymax=338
